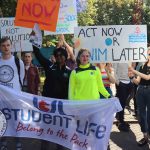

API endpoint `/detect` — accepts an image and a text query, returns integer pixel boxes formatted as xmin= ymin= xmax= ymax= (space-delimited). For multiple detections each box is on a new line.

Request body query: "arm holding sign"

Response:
xmin=30 ymin=24 xmax=52 ymax=69
xmin=59 ymin=34 xmax=75 ymax=61
xmin=33 ymin=45 xmax=52 ymax=69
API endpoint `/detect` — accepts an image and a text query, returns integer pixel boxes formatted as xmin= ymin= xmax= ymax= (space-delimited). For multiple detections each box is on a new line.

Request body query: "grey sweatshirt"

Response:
xmin=113 ymin=63 xmax=130 ymax=84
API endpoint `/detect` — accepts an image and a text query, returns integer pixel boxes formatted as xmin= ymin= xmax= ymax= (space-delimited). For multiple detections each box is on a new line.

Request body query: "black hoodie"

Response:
xmin=33 ymin=45 xmax=71 ymax=99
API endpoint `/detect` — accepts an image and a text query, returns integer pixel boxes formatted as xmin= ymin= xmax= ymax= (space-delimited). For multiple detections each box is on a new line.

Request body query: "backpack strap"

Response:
xmin=14 ymin=56 xmax=23 ymax=89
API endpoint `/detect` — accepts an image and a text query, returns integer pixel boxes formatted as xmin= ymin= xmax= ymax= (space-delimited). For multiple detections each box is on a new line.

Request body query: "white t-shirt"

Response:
xmin=0 ymin=56 xmax=25 ymax=91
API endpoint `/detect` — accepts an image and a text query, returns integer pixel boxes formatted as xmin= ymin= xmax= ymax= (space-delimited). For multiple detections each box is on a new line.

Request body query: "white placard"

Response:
xmin=0 ymin=17 xmax=33 ymax=52
xmin=74 ymin=25 xmax=147 ymax=63
xmin=44 ymin=0 xmax=78 ymax=35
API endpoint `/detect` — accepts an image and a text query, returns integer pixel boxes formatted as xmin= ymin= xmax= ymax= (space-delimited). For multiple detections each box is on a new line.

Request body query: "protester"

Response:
xmin=22 ymin=52 xmax=40 ymax=95
xmin=68 ymin=49 xmax=110 ymax=150
xmin=128 ymin=48 xmax=150 ymax=146
xmin=0 ymin=37 xmax=24 ymax=90
xmin=96 ymin=63 xmax=115 ymax=98
xmin=0 ymin=37 xmax=25 ymax=149
xmin=113 ymin=63 xmax=134 ymax=132
xmin=69 ymin=48 xmax=110 ymax=100
xmin=30 ymin=28 xmax=71 ymax=150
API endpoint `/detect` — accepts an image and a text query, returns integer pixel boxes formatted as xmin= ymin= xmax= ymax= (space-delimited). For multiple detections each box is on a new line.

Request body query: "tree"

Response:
xmin=95 ymin=0 xmax=135 ymax=25
xmin=78 ymin=0 xmax=150 ymax=42
xmin=77 ymin=0 xmax=97 ymax=26
xmin=0 ymin=0 xmax=17 ymax=17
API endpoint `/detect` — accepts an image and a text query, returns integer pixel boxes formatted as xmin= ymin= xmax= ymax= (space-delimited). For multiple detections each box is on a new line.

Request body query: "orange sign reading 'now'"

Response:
xmin=15 ymin=0 xmax=60 ymax=31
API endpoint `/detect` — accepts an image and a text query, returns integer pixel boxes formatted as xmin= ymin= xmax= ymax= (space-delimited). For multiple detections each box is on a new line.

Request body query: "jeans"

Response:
xmin=126 ymin=84 xmax=138 ymax=114
xmin=136 ymin=86 xmax=150 ymax=134
xmin=116 ymin=82 xmax=134 ymax=123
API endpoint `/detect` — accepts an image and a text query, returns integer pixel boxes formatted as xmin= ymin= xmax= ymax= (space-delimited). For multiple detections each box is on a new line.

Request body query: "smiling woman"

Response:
xmin=69 ymin=48 xmax=110 ymax=101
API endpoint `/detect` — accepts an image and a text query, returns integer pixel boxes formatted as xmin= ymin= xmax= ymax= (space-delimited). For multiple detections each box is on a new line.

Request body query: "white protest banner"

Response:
xmin=44 ymin=0 xmax=78 ymax=35
xmin=74 ymin=25 xmax=147 ymax=63
xmin=0 ymin=85 xmax=122 ymax=150
xmin=0 ymin=18 xmax=32 ymax=52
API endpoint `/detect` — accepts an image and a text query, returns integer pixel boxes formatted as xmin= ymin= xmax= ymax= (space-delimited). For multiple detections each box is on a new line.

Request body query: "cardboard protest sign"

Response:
xmin=15 ymin=0 xmax=60 ymax=31
xmin=44 ymin=0 xmax=78 ymax=35
xmin=74 ymin=25 xmax=147 ymax=63
xmin=0 ymin=17 xmax=32 ymax=52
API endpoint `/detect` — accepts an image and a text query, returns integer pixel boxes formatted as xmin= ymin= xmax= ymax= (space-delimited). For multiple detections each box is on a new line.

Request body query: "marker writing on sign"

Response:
xmin=78 ymin=27 xmax=98 ymax=38
xmin=102 ymin=27 xmax=122 ymax=36
xmin=112 ymin=47 xmax=147 ymax=61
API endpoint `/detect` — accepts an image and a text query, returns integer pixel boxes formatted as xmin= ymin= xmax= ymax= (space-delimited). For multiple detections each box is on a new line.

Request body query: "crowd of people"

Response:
xmin=0 ymin=31 xmax=150 ymax=149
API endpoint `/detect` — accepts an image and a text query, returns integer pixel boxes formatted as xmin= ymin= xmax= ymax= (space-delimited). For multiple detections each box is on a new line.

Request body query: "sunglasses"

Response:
xmin=148 ymin=54 xmax=150 ymax=56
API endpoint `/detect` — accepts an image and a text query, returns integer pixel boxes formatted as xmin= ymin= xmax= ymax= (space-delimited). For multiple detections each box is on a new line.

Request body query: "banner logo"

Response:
xmin=33 ymin=97 xmax=73 ymax=116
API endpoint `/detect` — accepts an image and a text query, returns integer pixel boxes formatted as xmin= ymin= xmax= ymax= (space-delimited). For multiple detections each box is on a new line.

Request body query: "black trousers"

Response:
xmin=116 ymin=82 xmax=134 ymax=123
xmin=41 ymin=140 xmax=70 ymax=150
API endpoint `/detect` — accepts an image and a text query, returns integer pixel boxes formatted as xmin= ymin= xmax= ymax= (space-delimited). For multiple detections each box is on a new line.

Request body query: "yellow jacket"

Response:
xmin=69 ymin=63 xmax=110 ymax=100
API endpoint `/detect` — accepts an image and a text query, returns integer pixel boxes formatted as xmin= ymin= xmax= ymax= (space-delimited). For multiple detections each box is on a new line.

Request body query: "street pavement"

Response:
xmin=109 ymin=100 xmax=150 ymax=150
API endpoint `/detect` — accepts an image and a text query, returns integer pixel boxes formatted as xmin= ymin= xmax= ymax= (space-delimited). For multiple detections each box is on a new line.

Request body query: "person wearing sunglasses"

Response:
xmin=128 ymin=48 xmax=150 ymax=146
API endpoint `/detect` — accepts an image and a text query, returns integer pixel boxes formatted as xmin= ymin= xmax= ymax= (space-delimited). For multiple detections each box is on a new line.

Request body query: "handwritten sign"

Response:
xmin=44 ymin=0 xmax=78 ymax=35
xmin=15 ymin=0 xmax=60 ymax=31
xmin=74 ymin=25 xmax=147 ymax=63
xmin=0 ymin=17 xmax=32 ymax=52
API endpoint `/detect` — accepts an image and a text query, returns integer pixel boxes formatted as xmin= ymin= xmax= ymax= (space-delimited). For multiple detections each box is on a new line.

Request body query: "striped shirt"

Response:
xmin=101 ymin=70 xmax=111 ymax=87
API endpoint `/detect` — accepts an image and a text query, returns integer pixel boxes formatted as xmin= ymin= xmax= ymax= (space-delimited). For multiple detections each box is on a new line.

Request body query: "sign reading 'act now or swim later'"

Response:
xmin=15 ymin=0 xmax=60 ymax=31
xmin=74 ymin=25 xmax=147 ymax=63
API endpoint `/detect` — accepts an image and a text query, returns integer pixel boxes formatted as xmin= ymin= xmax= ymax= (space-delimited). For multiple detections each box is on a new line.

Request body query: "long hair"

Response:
xmin=76 ymin=48 xmax=91 ymax=66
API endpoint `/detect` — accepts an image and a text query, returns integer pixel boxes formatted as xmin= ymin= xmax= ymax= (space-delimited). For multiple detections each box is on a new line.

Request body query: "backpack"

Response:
xmin=14 ymin=56 xmax=23 ymax=89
